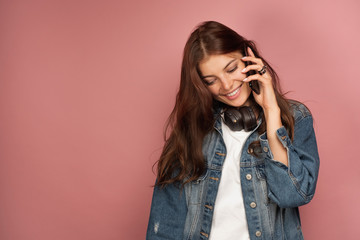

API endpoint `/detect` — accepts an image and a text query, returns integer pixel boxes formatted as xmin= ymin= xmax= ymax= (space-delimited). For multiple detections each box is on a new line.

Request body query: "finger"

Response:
xmin=242 ymin=65 xmax=270 ymax=80
xmin=242 ymin=73 xmax=268 ymax=83
xmin=241 ymin=64 xmax=265 ymax=73
xmin=241 ymin=55 xmax=263 ymax=65
xmin=247 ymin=47 xmax=255 ymax=57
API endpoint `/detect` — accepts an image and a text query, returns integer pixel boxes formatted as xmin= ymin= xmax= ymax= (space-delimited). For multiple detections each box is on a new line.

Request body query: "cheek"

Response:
xmin=242 ymin=84 xmax=252 ymax=98
xmin=240 ymin=82 xmax=250 ymax=92
xmin=207 ymin=85 xmax=220 ymax=96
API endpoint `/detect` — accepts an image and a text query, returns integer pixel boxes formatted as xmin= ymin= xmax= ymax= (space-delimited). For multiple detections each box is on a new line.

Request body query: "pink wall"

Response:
xmin=0 ymin=0 xmax=359 ymax=239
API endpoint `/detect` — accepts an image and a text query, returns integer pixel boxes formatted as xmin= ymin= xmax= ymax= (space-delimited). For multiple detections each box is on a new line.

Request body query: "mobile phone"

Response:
xmin=244 ymin=47 xmax=260 ymax=95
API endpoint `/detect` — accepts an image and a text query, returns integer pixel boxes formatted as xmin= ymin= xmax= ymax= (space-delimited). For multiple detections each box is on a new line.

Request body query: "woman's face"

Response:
xmin=198 ymin=52 xmax=252 ymax=107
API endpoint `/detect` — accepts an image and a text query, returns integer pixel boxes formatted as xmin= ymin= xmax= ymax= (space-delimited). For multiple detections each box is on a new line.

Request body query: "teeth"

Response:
xmin=226 ymin=88 xmax=239 ymax=97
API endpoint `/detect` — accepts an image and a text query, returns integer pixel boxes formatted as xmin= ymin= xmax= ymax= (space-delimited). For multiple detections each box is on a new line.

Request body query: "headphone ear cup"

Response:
xmin=223 ymin=108 xmax=244 ymax=131
xmin=238 ymin=107 xmax=257 ymax=131
xmin=223 ymin=106 xmax=257 ymax=132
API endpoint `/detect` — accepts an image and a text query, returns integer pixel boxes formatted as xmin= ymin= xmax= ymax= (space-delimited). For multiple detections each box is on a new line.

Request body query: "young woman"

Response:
xmin=146 ymin=21 xmax=320 ymax=240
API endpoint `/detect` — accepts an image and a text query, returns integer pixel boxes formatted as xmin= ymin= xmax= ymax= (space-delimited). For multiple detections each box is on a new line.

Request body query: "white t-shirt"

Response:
xmin=209 ymin=119 xmax=251 ymax=240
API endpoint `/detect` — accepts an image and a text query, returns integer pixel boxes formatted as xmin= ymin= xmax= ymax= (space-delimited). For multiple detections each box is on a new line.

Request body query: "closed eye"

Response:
xmin=204 ymin=79 xmax=216 ymax=86
xmin=227 ymin=66 xmax=238 ymax=73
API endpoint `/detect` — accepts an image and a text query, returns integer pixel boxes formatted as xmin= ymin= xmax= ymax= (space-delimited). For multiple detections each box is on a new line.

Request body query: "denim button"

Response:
xmin=250 ymin=202 xmax=257 ymax=208
xmin=247 ymin=148 xmax=253 ymax=154
xmin=263 ymin=147 xmax=268 ymax=152
xmin=246 ymin=174 xmax=252 ymax=180
xmin=255 ymin=231 xmax=262 ymax=237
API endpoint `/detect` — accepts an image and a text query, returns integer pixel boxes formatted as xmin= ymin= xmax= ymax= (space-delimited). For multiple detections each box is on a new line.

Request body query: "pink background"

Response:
xmin=1 ymin=0 xmax=359 ymax=239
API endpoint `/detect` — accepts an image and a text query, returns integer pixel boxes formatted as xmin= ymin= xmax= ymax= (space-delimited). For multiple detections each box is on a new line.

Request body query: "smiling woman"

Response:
xmin=146 ymin=21 xmax=320 ymax=240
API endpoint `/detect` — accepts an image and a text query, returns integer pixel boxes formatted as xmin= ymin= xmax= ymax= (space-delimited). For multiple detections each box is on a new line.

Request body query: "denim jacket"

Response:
xmin=147 ymin=102 xmax=320 ymax=240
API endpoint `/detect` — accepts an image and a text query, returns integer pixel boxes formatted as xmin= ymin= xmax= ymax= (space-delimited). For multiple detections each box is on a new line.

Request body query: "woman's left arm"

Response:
xmin=242 ymin=48 xmax=320 ymax=208
xmin=259 ymin=109 xmax=320 ymax=208
xmin=262 ymin=106 xmax=289 ymax=166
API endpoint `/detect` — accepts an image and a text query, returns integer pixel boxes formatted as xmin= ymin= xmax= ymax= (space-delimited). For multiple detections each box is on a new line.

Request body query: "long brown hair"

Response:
xmin=156 ymin=21 xmax=295 ymax=187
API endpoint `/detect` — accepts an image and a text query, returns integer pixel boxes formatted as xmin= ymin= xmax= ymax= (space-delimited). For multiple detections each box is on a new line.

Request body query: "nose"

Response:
xmin=219 ymin=76 xmax=233 ymax=91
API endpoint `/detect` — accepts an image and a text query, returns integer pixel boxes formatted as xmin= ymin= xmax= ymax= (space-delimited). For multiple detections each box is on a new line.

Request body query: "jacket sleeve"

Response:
xmin=259 ymin=111 xmax=320 ymax=208
xmin=146 ymin=181 xmax=188 ymax=240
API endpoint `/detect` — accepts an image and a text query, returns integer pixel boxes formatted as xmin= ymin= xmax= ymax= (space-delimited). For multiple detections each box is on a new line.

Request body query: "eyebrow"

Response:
xmin=201 ymin=58 xmax=237 ymax=79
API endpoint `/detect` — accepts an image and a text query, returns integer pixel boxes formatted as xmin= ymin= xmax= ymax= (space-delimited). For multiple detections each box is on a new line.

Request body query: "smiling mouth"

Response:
xmin=224 ymin=84 xmax=242 ymax=97
xmin=226 ymin=88 xmax=239 ymax=97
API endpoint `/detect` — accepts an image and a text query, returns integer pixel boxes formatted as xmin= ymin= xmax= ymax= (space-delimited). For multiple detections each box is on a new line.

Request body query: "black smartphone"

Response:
xmin=244 ymin=47 xmax=260 ymax=95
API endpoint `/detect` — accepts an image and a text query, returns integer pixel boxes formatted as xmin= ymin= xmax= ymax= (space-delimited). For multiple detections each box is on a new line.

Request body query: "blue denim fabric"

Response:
xmin=147 ymin=102 xmax=320 ymax=240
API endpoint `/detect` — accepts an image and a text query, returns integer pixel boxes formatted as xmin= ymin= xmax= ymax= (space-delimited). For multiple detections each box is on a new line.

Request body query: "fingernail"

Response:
xmin=241 ymin=56 xmax=247 ymax=59
xmin=243 ymin=78 xmax=248 ymax=82
xmin=241 ymin=68 xmax=247 ymax=73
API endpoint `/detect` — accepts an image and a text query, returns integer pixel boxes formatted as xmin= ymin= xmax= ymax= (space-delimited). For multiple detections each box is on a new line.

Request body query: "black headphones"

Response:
xmin=222 ymin=106 xmax=257 ymax=132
